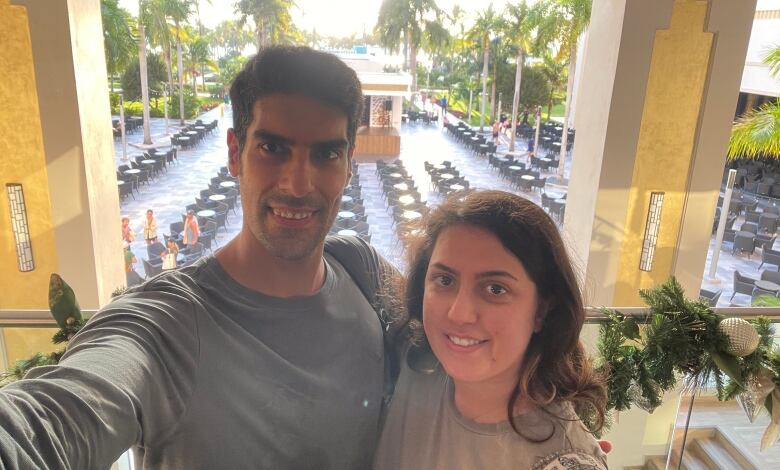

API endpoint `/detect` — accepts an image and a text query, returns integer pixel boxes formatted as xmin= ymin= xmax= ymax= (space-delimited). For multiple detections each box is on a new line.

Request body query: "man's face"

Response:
xmin=227 ymin=94 xmax=352 ymax=261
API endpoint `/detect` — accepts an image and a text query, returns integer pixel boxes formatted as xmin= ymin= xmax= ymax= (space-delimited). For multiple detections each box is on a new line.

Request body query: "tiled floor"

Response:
xmin=116 ymin=105 xmax=757 ymax=307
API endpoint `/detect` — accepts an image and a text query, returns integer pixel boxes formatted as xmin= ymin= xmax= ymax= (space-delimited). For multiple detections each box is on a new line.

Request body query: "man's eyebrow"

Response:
xmin=252 ymin=129 xmax=293 ymax=144
xmin=252 ymin=130 xmax=348 ymax=149
xmin=312 ymin=138 xmax=350 ymax=149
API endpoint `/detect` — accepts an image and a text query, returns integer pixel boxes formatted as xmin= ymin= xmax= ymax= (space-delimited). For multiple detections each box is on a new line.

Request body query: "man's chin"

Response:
xmin=257 ymin=229 xmax=327 ymax=261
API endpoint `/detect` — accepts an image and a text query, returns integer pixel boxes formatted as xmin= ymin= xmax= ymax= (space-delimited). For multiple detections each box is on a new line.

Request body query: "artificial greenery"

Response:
xmin=596 ymin=277 xmax=778 ymax=427
xmin=0 ymin=275 xmax=102 ymax=388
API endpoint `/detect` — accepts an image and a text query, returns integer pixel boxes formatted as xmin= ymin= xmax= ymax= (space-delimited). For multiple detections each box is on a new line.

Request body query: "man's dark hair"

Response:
xmin=230 ymin=46 xmax=363 ymax=150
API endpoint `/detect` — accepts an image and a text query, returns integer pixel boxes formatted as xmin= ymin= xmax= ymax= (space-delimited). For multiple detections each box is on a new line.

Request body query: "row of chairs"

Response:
xmin=331 ymin=167 xmax=371 ymax=241
xmin=376 ymin=160 xmax=428 ymax=234
xmin=731 ymin=269 xmax=780 ymax=304
xmin=117 ymin=150 xmax=178 ymax=201
xmin=423 ymin=161 xmax=471 ymax=197
xmin=112 ymin=116 xmax=143 ymax=138
xmin=444 ymin=122 xmax=496 ymax=159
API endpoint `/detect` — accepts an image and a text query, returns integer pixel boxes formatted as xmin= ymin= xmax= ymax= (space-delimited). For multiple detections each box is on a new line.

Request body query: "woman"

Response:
xmin=121 ymin=216 xmax=135 ymax=244
xmin=143 ymin=209 xmax=158 ymax=244
xmin=161 ymin=238 xmax=179 ymax=270
xmin=375 ymin=190 xmax=607 ymax=469
xmin=182 ymin=210 xmax=200 ymax=246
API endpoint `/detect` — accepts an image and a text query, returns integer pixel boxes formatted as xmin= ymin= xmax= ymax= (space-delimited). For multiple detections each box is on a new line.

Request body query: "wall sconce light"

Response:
xmin=639 ymin=192 xmax=664 ymax=272
xmin=6 ymin=184 xmax=35 ymax=272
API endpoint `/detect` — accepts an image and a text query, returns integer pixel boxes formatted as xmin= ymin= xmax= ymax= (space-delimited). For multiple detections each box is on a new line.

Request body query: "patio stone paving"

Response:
xmin=114 ymin=104 xmax=753 ymax=307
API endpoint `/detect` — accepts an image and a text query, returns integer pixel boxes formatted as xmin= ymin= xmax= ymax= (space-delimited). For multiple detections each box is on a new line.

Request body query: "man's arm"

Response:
xmin=0 ymin=287 xmax=200 ymax=470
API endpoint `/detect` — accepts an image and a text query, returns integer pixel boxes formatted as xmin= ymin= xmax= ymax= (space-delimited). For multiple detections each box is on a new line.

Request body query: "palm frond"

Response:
xmin=727 ymin=101 xmax=780 ymax=159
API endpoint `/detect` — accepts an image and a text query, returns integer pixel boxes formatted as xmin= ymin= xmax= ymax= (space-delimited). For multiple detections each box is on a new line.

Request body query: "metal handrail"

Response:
xmin=1 ymin=307 xmax=780 ymax=328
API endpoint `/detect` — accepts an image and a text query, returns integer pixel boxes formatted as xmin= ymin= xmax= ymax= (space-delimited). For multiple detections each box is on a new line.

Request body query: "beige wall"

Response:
xmin=14 ymin=0 xmax=124 ymax=308
xmin=567 ymin=0 xmax=756 ymax=464
xmin=0 ymin=0 xmax=63 ymax=365
xmin=1 ymin=0 xmax=124 ymax=366
xmin=565 ymin=0 xmax=675 ymax=306
xmin=567 ymin=0 xmax=756 ymax=306
xmin=675 ymin=0 xmax=757 ymax=290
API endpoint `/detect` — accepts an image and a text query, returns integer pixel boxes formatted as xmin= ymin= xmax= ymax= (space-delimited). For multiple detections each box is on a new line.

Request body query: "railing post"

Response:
xmin=708 ymin=169 xmax=737 ymax=281
xmin=665 ymin=386 xmax=697 ymax=470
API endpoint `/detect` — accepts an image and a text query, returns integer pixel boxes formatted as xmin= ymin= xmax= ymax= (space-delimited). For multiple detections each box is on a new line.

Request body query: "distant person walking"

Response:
xmin=143 ymin=209 xmax=158 ymax=244
xmin=121 ymin=216 xmax=135 ymax=244
xmin=182 ymin=210 xmax=200 ymax=247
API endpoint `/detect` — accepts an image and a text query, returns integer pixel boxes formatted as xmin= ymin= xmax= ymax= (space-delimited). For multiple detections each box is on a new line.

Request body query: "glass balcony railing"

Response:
xmin=2 ymin=307 xmax=780 ymax=469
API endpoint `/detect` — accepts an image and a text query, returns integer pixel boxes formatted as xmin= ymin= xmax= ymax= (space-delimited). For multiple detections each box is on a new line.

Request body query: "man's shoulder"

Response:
xmin=108 ymin=258 xmax=213 ymax=315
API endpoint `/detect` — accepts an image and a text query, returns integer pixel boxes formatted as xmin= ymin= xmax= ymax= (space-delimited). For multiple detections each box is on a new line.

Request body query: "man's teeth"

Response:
xmin=273 ymin=209 xmax=313 ymax=220
xmin=448 ymin=335 xmax=485 ymax=347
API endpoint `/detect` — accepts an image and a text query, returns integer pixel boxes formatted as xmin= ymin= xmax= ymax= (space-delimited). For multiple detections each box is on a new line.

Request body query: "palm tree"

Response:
xmin=101 ymin=0 xmax=136 ymax=93
xmin=165 ymin=0 xmax=193 ymax=125
xmin=539 ymin=52 xmax=566 ymax=119
xmin=137 ymin=0 xmax=153 ymax=144
xmin=234 ymin=0 xmax=297 ymax=51
xmin=375 ymin=0 xmax=446 ymax=93
xmin=467 ymin=4 xmax=501 ymax=131
xmin=186 ymin=33 xmax=217 ymax=93
xmin=728 ymin=45 xmax=780 ymax=159
xmin=503 ymin=0 xmax=553 ymax=151
xmin=143 ymin=0 xmax=175 ymax=107
xmin=553 ymin=0 xmax=591 ymax=178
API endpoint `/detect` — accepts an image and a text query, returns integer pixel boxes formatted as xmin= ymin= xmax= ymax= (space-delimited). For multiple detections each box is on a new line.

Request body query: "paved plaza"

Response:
xmin=115 ymin=105 xmax=750 ymax=307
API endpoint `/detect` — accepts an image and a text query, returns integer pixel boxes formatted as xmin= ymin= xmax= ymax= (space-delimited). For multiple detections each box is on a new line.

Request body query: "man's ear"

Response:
xmin=227 ymin=128 xmax=241 ymax=177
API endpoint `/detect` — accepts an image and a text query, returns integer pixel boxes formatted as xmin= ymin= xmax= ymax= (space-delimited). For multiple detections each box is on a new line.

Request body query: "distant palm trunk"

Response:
xmin=165 ymin=45 xmax=174 ymax=103
xmin=490 ymin=49 xmax=497 ymax=122
xmin=409 ymin=36 xmax=418 ymax=92
xmin=556 ymin=41 xmax=578 ymax=179
xmin=176 ymin=20 xmax=185 ymax=124
xmin=479 ymin=35 xmax=489 ymax=132
xmin=509 ymin=50 xmax=524 ymax=152
xmin=138 ymin=23 xmax=152 ymax=144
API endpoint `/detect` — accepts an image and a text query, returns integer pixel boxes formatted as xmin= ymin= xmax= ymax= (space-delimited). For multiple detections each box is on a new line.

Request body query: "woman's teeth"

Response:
xmin=447 ymin=335 xmax=486 ymax=347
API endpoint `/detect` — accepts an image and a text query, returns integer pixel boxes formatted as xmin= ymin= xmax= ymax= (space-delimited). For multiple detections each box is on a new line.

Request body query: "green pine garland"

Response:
xmin=596 ymin=277 xmax=778 ymax=429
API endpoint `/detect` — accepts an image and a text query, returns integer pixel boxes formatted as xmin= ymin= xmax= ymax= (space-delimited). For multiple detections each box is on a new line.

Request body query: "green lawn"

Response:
xmin=447 ymin=95 xmax=566 ymax=126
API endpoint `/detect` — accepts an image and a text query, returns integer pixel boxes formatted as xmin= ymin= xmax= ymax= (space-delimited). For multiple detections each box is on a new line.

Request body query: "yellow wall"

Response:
xmin=0 ymin=1 xmax=61 ymax=362
xmin=613 ymin=0 xmax=714 ymax=304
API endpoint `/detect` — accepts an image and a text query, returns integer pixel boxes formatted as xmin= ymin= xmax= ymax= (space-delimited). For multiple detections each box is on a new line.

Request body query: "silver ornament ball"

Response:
xmin=718 ymin=317 xmax=760 ymax=357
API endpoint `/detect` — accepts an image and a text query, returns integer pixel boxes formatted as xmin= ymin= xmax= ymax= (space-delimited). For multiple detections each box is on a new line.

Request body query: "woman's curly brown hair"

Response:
xmin=403 ymin=190 xmax=606 ymax=437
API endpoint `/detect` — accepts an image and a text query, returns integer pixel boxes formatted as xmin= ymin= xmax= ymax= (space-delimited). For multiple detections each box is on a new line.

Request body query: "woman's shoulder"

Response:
xmin=531 ymin=450 xmax=607 ymax=470
xmin=539 ymin=401 xmax=608 ymax=469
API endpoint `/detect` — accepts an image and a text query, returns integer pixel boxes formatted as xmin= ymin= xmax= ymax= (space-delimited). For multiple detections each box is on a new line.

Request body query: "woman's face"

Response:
xmin=423 ymin=224 xmax=541 ymax=389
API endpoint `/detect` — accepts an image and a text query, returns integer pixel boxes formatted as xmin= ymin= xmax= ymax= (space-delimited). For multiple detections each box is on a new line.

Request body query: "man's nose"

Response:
xmin=279 ymin=151 xmax=314 ymax=197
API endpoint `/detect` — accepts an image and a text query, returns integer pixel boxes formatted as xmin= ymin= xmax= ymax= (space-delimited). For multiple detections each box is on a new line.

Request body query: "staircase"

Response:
xmin=628 ymin=427 xmax=757 ymax=470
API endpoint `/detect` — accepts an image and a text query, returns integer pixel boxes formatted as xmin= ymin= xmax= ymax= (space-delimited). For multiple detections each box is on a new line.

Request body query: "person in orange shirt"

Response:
xmin=182 ymin=210 xmax=200 ymax=246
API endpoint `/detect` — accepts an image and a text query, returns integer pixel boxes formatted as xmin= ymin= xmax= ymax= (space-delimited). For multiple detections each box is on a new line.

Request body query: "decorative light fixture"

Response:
xmin=6 ymin=184 xmax=34 ymax=272
xmin=639 ymin=192 xmax=664 ymax=272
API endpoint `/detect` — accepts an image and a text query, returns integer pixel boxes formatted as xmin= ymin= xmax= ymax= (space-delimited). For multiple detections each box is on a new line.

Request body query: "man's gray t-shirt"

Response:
xmin=0 ymin=243 xmax=386 ymax=469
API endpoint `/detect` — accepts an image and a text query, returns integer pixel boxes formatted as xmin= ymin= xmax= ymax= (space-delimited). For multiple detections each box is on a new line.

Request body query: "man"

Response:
xmin=0 ymin=46 xmax=400 ymax=469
